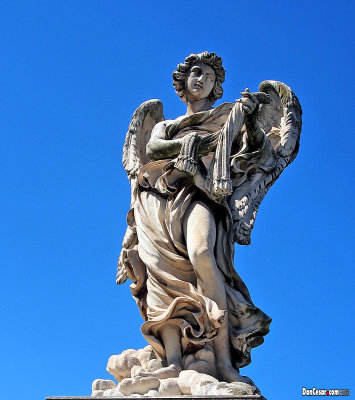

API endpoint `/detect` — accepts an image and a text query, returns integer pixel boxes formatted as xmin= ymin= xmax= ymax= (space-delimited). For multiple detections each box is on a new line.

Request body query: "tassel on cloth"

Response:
xmin=175 ymin=133 xmax=202 ymax=176
xmin=205 ymin=130 xmax=233 ymax=197
xmin=206 ymin=102 xmax=245 ymax=198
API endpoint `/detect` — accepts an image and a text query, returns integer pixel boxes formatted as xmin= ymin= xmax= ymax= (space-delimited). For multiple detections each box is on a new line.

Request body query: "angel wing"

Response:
xmin=230 ymin=80 xmax=302 ymax=245
xmin=122 ymin=99 xmax=164 ymax=179
xmin=117 ymin=99 xmax=165 ymax=284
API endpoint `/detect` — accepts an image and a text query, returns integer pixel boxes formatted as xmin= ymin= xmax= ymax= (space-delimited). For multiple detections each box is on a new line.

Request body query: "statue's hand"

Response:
xmin=236 ymin=88 xmax=260 ymax=115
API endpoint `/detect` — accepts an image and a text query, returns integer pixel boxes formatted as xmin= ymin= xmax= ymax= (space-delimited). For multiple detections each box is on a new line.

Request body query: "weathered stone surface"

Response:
xmin=102 ymin=388 xmax=124 ymax=397
xmin=130 ymin=365 xmax=143 ymax=378
xmin=158 ymin=378 xmax=182 ymax=396
xmin=107 ymin=352 xmax=141 ymax=381
xmin=48 ymin=395 xmax=265 ymax=399
xmin=136 ymin=346 xmax=156 ymax=370
xmin=144 ymin=390 xmax=160 ymax=397
xmin=191 ymin=380 xmax=217 ymax=396
xmin=90 ymin=390 xmax=104 ymax=397
xmin=92 ymin=379 xmax=117 ymax=391
xmin=105 ymin=346 xmax=163 ymax=383
xmin=177 ymin=370 xmax=219 ymax=395
xmin=118 ymin=376 xmax=160 ymax=396
xmin=95 ymin=346 xmax=264 ymax=397
xmin=213 ymin=381 xmax=260 ymax=396
xmin=183 ymin=346 xmax=216 ymax=376
xmin=147 ymin=358 xmax=163 ymax=372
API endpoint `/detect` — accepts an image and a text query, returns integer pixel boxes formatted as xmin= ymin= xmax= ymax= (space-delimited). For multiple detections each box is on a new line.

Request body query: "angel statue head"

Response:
xmin=172 ymin=51 xmax=225 ymax=105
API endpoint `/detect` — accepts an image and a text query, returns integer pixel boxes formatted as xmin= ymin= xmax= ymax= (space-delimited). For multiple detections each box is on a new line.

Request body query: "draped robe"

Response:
xmin=125 ymin=102 xmax=273 ymax=369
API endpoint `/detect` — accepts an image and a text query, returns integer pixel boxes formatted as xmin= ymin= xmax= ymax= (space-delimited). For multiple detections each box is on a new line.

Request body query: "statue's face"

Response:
xmin=185 ymin=62 xmax=216 ymax=101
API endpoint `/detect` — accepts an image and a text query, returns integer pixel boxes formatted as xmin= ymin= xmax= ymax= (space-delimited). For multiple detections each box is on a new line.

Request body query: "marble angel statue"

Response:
xmin=116 ymin=51 xmax=302 ymax=383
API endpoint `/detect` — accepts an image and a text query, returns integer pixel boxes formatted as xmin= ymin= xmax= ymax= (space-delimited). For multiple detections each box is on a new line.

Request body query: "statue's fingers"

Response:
xmin=241 ymin=98 xmax=254 ymax=109
xmin=249 ymin=93 xmax=259 ymax=105
xmin=242 ymin=104 xmax=253 ymax=114
xmin=241 ymin=90 xmax=251 ymax=98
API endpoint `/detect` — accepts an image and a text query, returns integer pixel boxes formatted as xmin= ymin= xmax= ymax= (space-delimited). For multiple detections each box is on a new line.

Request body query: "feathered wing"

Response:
xmin=122 ymin=99 xmax=165 ymax=179
xmin=117 ymin=99 xmax=164 ymax=284
xmin=230 ymin=80 xmax=302 ymax=245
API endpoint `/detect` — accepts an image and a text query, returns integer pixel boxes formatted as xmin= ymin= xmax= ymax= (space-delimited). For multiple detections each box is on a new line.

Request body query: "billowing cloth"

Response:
xmin=128 ymin=102 xmax=272 ymax=368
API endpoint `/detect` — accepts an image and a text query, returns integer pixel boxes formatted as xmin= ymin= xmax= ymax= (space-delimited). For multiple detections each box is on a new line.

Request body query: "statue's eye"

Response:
xmin=191 ymin=67 xmax=202 ymax=76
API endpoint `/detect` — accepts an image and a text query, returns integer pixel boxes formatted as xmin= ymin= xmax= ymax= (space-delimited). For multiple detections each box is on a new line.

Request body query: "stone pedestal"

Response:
xmin=47 ymin=396 xmax=265 ymax=399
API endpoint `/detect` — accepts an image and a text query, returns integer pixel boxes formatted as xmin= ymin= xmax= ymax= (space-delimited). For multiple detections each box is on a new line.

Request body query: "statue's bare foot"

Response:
xmin=137 ymin=363 xmax=181 ymax=379
xmin=217 ymin=364 xmax=245 ymax=383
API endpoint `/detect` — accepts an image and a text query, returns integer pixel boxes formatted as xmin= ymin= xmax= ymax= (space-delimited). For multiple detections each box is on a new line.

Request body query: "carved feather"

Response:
xmin=122 ymin=99 xmax=165 ymax=179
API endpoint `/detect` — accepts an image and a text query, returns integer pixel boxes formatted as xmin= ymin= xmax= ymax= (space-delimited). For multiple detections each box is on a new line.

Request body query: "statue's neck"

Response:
xmin=185 ymin=98 xmax=213 ymax=116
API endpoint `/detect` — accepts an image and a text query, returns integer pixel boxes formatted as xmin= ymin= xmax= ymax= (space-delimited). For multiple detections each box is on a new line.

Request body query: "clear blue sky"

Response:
xmin=1 ymin=1 xmax=354 ymax=399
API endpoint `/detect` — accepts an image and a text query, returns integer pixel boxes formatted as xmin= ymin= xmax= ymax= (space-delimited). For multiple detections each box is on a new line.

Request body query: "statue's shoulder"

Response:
xmin=151 ymin=118 xmax=176 ymax=134
xmin=154 ymin=116 xmax=186 ymax=134
xmin=168 ymin=115 xmax=186 ymax=124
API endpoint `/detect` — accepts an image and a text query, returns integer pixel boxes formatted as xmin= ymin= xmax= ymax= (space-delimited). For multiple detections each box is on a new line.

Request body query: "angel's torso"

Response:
xmin=162 ymin=103 xmax=234 ymax=141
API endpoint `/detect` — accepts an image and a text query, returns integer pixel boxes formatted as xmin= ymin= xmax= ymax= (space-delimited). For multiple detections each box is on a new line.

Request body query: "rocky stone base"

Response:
xmin=48 ymin=396 xmax=264 ymax=400
xmin=57 ymin=345 xmax=265 ymax=399
xmin=90 ymin=373 xmax=264 ymax=398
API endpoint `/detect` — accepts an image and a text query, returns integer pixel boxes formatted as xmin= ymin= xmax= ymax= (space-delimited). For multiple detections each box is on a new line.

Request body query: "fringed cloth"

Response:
xmin=174 ymin=102 xmax=245 ymax=198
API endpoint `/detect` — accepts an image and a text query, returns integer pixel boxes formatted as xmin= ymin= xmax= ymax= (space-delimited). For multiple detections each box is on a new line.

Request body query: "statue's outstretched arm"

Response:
xmin=244 ymin=112 xmax=266 ymax=149
xmin=238 ymin=90 xmax=268 ymax=150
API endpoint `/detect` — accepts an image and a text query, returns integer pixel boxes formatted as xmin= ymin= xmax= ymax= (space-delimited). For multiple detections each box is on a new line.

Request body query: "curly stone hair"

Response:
xmin=172 ymin=51 xmax=225 ymax=104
